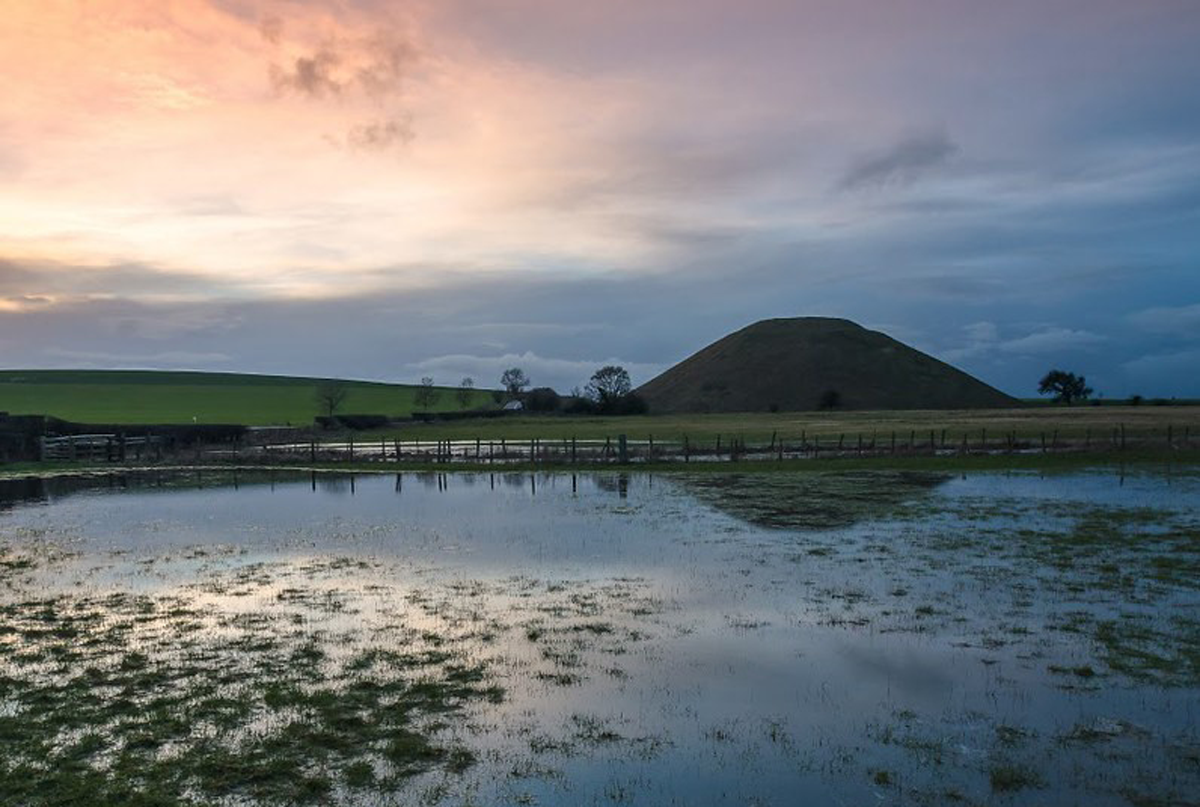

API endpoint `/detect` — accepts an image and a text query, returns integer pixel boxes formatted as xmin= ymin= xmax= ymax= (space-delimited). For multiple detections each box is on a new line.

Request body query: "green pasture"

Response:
xmin=377 ymin=406 xmax=1200 ymax=444
xmin=0 ymin=370 xmax=494 ymax=426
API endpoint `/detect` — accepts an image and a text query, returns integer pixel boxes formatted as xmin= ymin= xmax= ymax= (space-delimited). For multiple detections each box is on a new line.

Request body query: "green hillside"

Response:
xmin=0 ymin=370 xmax=494 ymax=425
xmin=638 ymin=317 xmax=1017 ymax=413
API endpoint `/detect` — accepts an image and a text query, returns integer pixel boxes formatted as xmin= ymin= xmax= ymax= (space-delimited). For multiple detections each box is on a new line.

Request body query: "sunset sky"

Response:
xmin=2 ymin=0 xmax=1199 ymax=396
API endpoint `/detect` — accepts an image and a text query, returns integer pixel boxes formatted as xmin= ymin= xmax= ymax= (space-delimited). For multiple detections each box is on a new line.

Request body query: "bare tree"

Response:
xmin=456 ymin=376 xmax=475 ymax=408
xmin=414 ymin=376 xmax=439 ymax=411
xmin=314 ymin=380 xmax=348 ymax=417
xmin=501 ymin=367 xmax=529 ymax=397
xmin=585 ymin=365 xmax=631 ymax=408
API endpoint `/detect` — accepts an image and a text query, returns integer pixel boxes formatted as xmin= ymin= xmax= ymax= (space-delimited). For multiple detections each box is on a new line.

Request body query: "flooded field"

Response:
xmin=1 ymin=467 xmax=1198 ymax=806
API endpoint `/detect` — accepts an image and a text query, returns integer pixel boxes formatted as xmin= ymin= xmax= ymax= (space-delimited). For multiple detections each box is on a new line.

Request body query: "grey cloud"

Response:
xmin=43 ymin=348 xmax=233 ymax=367
xmin=997 ymin=328 xmax=1106 ymax=355
xmin=269 ymin=29 xmax=419 ymax=100
xmin=0 ymin=255 xmax=249 ymax=303
xmin=347 ymin=117 xmax=415 ymax=151
xmin=270 ymin=47 xmax=345 ymax=97
xmin=1127 ymin=303 xmax=1200 ymax=338
xmin=839 ymin=132 xmax=959 ymax=191
xmin=1122 ymin=346 xmax=1200 ymax=383
xmin=258 ymin=14 xmax=284 ymax=45
xmin=356 ymin=30 xmax=421 ymax=98
xmin=267 ymin=27 xmax=421 ymax=151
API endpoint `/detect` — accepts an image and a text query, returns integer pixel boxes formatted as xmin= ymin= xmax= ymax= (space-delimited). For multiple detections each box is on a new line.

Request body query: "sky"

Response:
xmin=2 ymin=0 xmax=1199 ymax=398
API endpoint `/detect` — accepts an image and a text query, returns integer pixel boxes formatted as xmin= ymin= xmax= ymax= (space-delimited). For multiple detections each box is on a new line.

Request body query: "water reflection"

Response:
xmin=1 ymin=467 xmax=1198 ymax=806
xmin=680 ymin=470 xmax=948 ymax=529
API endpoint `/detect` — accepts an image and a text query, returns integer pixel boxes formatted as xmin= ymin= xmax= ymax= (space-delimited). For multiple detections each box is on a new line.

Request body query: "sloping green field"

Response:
xmin=0 ymin=370 xmax=493 ymax=425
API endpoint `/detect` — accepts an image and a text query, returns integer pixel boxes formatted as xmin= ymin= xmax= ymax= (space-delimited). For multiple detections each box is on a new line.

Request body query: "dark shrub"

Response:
xmin=564 ymin=396 xmax=595 ymax=415
xmin=818 ymin=389 xmax=841 ymax=410
xmin=525 ymin=387 xmax=562 ymax=412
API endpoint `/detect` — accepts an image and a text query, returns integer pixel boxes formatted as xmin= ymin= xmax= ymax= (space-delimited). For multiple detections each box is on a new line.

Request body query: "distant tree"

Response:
xmin=414 ymin=376 xmax=439 ymax=411
xmin=526 ymin=387 xmax=562 ymax=412
xmin=1038 ymin=370 xmax=1092 ymax=405
xmin=585 ymin=366 xmax=640 ymax=414
xmin=818 ymin=389 xmax=841 ymax=411
xmin=586 ymin=366 xmax=631 ymax=406
xmin=314 ymin=380 xmax=348 ymax=417
xmin=456 ymin=376 xmax=475 ymax=408
xmin=1129 ymin=394 xmax=1144 ymax=406
xmin=501 ymin=367 xmax=529 ymax=397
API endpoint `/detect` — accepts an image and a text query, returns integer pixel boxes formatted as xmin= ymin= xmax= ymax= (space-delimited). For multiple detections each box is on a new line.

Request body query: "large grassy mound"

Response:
xmin=0 ymin=370 xmax=492 ymax=425
xmin=637 ymin=317 xmax=1017 ymax=413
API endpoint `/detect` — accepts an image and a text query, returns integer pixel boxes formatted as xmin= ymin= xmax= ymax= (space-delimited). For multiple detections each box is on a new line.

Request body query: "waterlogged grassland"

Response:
xmin=0 ymin=551 xmax=503 ymax=804
xmin=1 ymin=469 xmax=1198 ymax=805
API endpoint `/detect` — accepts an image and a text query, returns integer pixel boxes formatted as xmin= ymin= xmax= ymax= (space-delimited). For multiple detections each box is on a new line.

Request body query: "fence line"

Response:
xmin=214 ymin=425 xmax=1195 ymax=466
xmin=24 ymin=424 xmax=1197 ymax=467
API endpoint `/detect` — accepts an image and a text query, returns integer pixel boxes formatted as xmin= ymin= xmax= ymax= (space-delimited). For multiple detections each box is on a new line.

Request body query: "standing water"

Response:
xmin=1 ymin=468 xmax=1197 ymax=805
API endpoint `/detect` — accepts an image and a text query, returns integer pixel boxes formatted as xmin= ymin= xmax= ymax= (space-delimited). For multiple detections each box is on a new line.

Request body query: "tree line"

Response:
xmin=314 ymin=364 xmax=647 ymax=419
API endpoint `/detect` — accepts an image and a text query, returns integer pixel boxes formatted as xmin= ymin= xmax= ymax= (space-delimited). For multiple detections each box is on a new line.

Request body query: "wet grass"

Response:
xmin=0 ymin=562 xmax=502 ymax=806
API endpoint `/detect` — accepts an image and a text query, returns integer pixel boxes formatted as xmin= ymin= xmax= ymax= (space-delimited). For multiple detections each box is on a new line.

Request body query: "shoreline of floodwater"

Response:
xmin=2 ymin=447 xmax=1199 ymax=481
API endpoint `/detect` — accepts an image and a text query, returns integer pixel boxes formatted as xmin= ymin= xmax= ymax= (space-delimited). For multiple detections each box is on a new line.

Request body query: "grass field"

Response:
xmin=0 ymin=370 xmax=495 ymax=425
xmin=376 ymin=406 xmax=1200 ymax=443
xmin=2 ymin=370 xmax=1197 ymax=445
